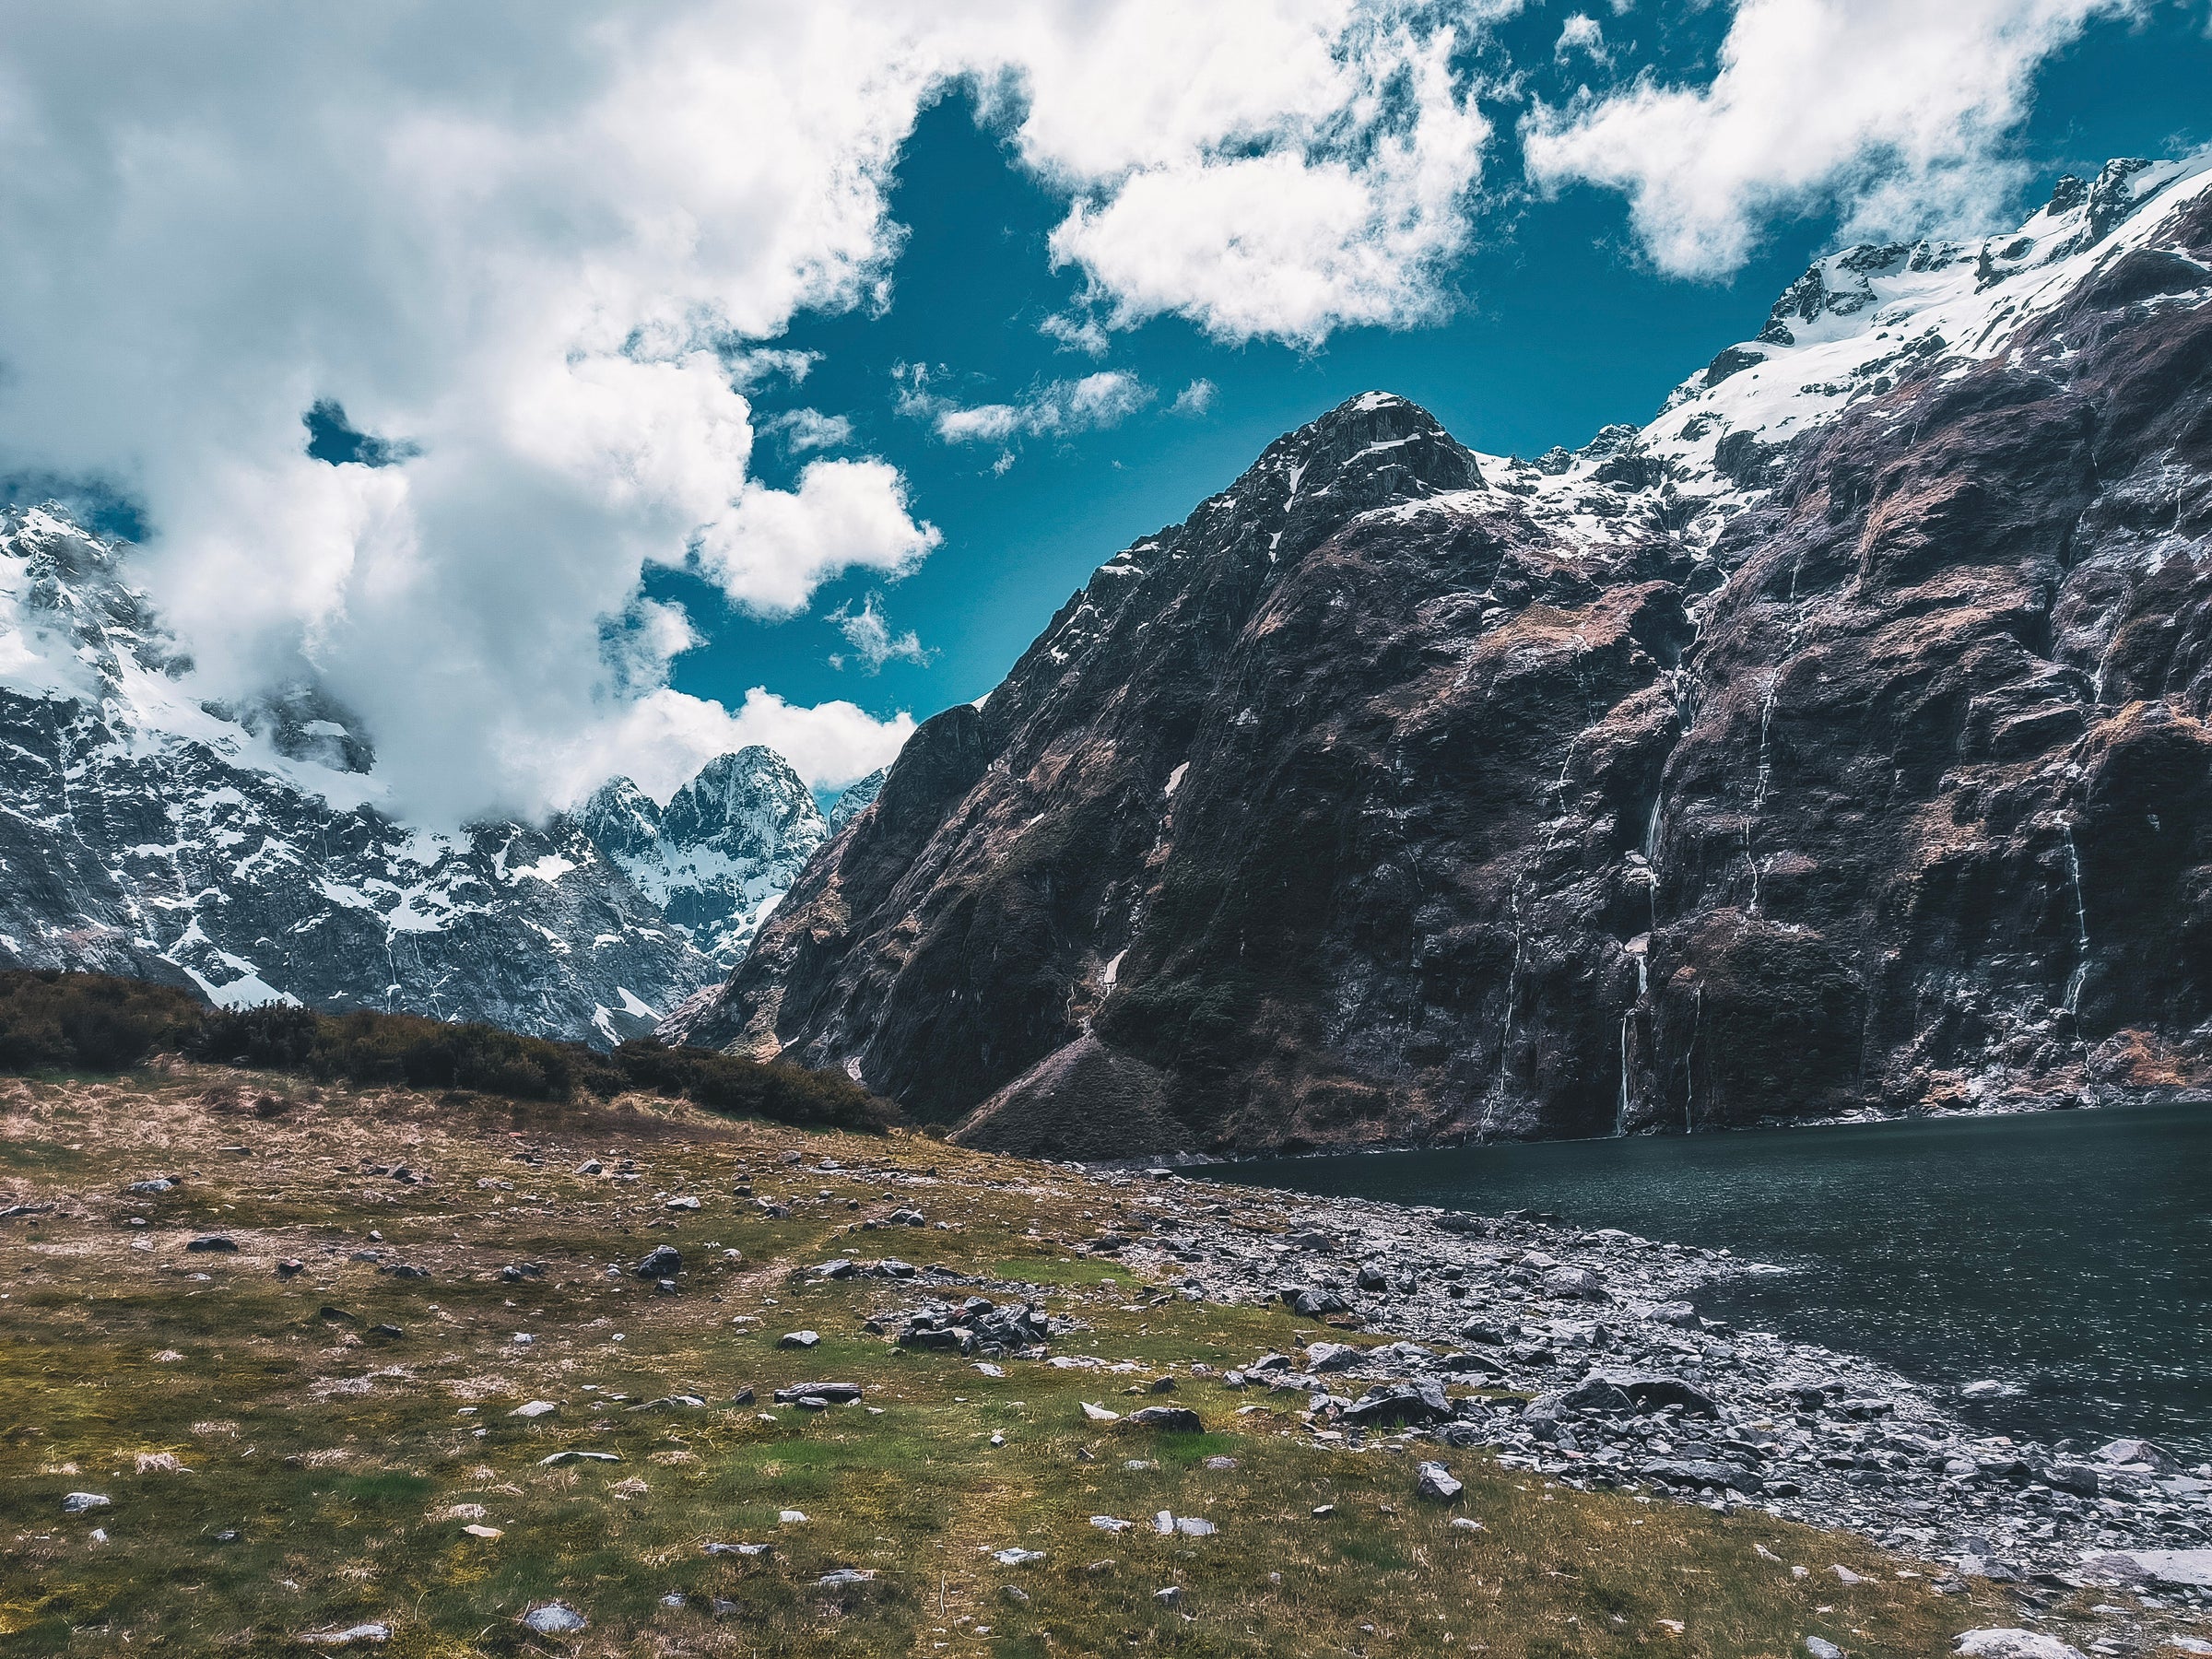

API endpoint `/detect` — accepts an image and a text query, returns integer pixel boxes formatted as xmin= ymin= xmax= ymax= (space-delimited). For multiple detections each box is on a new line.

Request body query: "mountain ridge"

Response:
xmin=673 ymin=155 xmax=2212 ymax=1154
xmin=0 ymin=511 xmax=847 ymax=1042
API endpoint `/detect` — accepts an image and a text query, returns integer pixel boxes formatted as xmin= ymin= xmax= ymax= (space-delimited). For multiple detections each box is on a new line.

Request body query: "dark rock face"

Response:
xmin=678 ymin=161 xmax=2212 ymax=1153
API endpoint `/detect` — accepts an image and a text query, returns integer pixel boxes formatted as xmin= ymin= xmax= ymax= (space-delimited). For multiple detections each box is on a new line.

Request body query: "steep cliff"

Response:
xmin=676 ymin=158 xmax=2212 ymax=1153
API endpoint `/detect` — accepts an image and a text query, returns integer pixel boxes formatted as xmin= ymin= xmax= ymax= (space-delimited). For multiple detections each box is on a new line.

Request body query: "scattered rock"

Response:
xmin=1952 ymin=1632 xmax=2088 ymax=1659
xmin=635 ymin=1244 xmax=681 ymax=1279
xmin=1122 ymin=1406 xmax=1203 ymax=1433
xmin=184 ymin=1235 xmax=236 ymax=1253
xmin=778 ymin=1330 xmax=820 ymax=1349
xmin=297 ymin=1622 xmax=392 ymax=1647
xmin=1416 ymin=1463 xmax=1463 ymax=1502
xmin=511 ymin=1401 xmax=559 ymax=1418
xmin=522 ymin=1603 xmax=587 ymax=1635
xmin=62 ymin=1492 xmax=110 ymax=1513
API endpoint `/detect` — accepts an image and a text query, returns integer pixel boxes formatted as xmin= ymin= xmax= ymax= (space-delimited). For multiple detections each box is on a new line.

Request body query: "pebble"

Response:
xmin=523 ymin=1603 xmax=587 ymax=1635
xmin=298 ymin=1623 xmax=391 ymax=1647
xmin=62 ymin=1493 xmax=110 ymax=1513
xmin=510 ymin=1400 xmax=559 ymax=1418
xmin=779 ymin=1330 xmax=820 ymax=1349
xmin=1095 ymin=1185 xmax=2212 ymax=1579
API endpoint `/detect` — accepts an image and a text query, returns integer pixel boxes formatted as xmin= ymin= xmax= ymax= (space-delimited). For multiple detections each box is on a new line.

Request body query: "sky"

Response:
xmin=0 ymin=1 xmax=2207 ymax=824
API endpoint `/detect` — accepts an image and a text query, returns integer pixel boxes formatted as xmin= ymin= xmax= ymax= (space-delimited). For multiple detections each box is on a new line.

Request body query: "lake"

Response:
xmin=1213 ymin=1101 xmax=2212 ymax=1462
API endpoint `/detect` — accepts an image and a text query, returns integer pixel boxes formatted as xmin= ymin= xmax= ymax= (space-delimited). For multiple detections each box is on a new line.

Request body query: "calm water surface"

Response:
xmin=1216 ymin=1102 xmax=2212 ymax=1461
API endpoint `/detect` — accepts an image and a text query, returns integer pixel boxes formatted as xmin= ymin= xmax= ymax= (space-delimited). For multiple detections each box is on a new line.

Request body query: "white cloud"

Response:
xmin=1039 ymin=312 xmax=1112 ymax=356
xmin=1015 ymin=6 xmax=1502 ymax=346
xmin=0 ymin=2 xmax=1529 ymax=821
xmin=768 ymin=408 xmax=856 ymax=452
xmin=555 ymin=687 xmax=915 ymax=804
xmin=899 ymin=369 xmax=1157 ymax=450
xmin=694 ymin=458 xmax=940 ymax=618
xmin=1556 ymin=16 xmax=1609 ymax=65
xmin=1523 ymin=0 xmax=2144 ymax=277
xmin=1170 ymin=378 xmax=1218 ymax=417
xmin=828 ymin=592 xmax=932 ymax=672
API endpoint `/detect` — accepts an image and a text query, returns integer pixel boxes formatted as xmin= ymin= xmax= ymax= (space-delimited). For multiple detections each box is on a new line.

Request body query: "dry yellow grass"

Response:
xmin=0 ymin=1063 xmax=2021 ymax=1656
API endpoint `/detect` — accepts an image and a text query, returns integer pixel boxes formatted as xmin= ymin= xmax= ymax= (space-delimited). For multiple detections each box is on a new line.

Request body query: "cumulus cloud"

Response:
xmin=896 ymin=367 xmax=1157 ymax=451
xmin=1015 ymin=6 xmax=1503 ymax=346
xmin=0 ymin=2 xmax=1528 ymax=821
xmin=827 ymin=592 xmax=932 ymax=672
xmin=1523 ymin=0 xmax=2144 ymax=277
xmin=555 ymin=687 xmax=915 ymax=804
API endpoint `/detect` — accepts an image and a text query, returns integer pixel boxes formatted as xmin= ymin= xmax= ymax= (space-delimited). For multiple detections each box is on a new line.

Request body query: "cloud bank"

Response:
xmin=0 ymin=0 xmax=2159 ymax=822
xmin=1523 ymin=0 xmax=2147 ymax=276
xmin=0 ymin=1 xmax=1510 ymax=823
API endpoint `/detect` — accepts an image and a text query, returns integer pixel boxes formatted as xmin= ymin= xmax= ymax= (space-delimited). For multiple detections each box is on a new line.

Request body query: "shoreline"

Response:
xmin=1070 ymin=1081 xmax=2212 ymax=1175
xmin=1074 ymin=1162 xmax=2212 ymax=1606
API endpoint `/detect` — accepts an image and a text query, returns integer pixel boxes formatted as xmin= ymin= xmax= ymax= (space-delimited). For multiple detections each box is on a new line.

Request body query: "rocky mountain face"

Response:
xmin=674 ymin=157 xmax=2212 ymax=1156
xmin=0 ymin=510 xmax=831 ymax=1041
xmin=576 ymin=750 xmax=830 ymax=967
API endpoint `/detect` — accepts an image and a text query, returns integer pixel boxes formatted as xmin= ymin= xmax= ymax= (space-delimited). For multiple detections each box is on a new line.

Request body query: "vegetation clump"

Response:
xmin=0 ymin=969 xmax=888 ymax=1131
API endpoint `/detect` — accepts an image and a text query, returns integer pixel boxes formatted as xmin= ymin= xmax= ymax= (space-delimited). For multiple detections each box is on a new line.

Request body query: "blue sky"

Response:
xmin=3 ymin=3 xmax=2209 ymax=821
xmin=660 ymin=3 xmax=2212 ymax=747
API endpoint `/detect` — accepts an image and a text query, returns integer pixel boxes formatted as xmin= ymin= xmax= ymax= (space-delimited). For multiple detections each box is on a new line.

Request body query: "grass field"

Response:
xmin=0 ymin=1062 xmax=2020 ymax=1656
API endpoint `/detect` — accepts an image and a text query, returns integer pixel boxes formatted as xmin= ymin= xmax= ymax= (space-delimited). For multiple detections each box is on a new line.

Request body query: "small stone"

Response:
xmin=462 ymin=1524 xmax=502 ymax=1539
xmin=1312 ymin=1504 xmax=1335 ymax=1518
xmin=523 ymin=1603 xmax=587 ymax=1635
xmin=184 ymin=1235 xmax=236 ymax=1253
xmin=1121 ymin=1406 xmax=1202 ymax=1432
xmin=298 ymin=1623 xmax=391 ymax=1646
xmin=1080 ymin=1402 xmax=1121 ymax=1422
xmin=665 ymin=1196 xmax=700 ymax=1212
xmin=817 ymin=1569 xmax=875 ymax=1588
xmin=1002 ymin=1584 xmax=1030 ymax=1605
xmin=779 ymin=1509 xmax=807 ymax=1524
xmin=1449 ymin=1516 xmax=1484 ymax=1532
xmin=1806 ymin=1640 xmax=1845 ymax=1659
xmin=62 ymin=1492 xmax=110 ymax=1513
xmin=1089 ymin=1516 xmax=1133 ymax=1532
xmin=635 ymin=1244 xmax=681 ymax=1279
xmin=1830 ymin=1564 xmax=1865 ymax=1585
xmin=994 ymin=1547 xmax=1045 ymax=1566
xmin=511 ymin=1400 xmax=559 ymax=1418
xmin=1154 ymin=1586 xmax=1182 ymax=1607
xmin=778 ymin=1330 xmax=819 ymax=1349
xmin=1416 ymin=1462 xmax=1463 ymax=1502
xmin=537 ymin=1450 xmax=620 ymax=1465
xmin=276 ymin=1258 xmax=305 ymax=1277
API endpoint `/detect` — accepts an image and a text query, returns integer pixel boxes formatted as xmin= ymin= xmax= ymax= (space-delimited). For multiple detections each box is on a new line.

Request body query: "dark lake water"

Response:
xmin=1214 ymin=1102 xmax=2212 ymax=1462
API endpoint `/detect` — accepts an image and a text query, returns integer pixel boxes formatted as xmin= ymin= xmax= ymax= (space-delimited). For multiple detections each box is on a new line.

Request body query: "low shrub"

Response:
xmin=0 ymin=970 xmax=206 ymax=1072
xmin=0 ymin=969 xmax=890 ymax=1132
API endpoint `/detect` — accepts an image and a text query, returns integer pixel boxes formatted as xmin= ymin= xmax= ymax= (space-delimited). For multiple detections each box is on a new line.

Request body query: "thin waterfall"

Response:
xmin=2062 ymin=820 xmax=2091 ymax=1015
xmin=1616 ymin=1013 xmax=1633 ymax=1137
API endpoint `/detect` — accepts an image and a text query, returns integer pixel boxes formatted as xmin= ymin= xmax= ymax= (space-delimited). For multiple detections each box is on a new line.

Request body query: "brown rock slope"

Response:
xmin=677 ymin=168 xmax=2212 ymax=1154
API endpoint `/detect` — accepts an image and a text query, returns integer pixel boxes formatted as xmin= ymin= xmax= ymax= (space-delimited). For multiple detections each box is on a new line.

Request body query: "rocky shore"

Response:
xmin=1047 ymin=1164 xmax=2212 ymax=1616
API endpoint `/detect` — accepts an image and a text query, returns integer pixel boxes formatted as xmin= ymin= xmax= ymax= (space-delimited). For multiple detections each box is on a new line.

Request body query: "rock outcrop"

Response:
xmin=673 ymin=159 xmax=2212 ymax=1154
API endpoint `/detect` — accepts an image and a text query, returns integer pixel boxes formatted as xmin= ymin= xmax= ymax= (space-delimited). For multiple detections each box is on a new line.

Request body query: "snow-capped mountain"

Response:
xmin=575 ymin=750 xmax=843 ymax=966
xmin=677 ymin=156 xmax=2212 ymax=1156
xmin=0 ymin=507 xmax=852 ymax=1041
